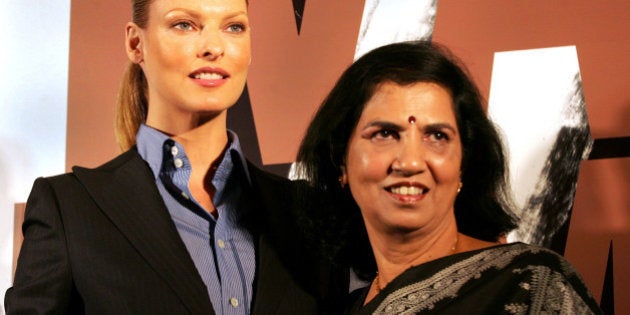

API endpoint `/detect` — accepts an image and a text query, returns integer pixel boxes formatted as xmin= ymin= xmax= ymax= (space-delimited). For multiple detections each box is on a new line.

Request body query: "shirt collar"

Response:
xmin=135 ymin=123 xmax=252 ymax=195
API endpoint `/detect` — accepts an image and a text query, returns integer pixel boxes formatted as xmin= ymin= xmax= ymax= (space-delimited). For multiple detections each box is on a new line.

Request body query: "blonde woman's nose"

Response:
xmin=198 ymin=30 xmax=224 ymax=60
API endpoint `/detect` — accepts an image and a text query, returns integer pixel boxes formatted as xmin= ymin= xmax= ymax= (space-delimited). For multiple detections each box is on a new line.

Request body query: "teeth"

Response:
xmin=194 ymin=72 xmax=224 ymax=80
xmin=391 ymin=186 xmax=423 ymax=195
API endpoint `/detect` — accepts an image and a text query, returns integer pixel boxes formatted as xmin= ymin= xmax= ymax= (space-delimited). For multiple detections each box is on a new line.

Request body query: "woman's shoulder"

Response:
xmin=447 ymin=241 xmax=586 ymax=285
xmin=472 ymin=242 xmax=574 ymax=271
xmin=478 ymin=242 xmax=598 ymax=300
xmin=246 ymin=162 xmax=293 ymax=185
xmin=491 ymin=242 xmax=603 ymax=313
xmin=496 ymin=242 xmax=576 ymax=269
xmin=71 ymin=148 xmax=143 ymax=174
xmin=28 ymin=149 xmax=142 ymax=192
xmin=245 ymin=161 xmax=319 ymax=201
xmin=27 ymin=149 xmax=148 ymax=197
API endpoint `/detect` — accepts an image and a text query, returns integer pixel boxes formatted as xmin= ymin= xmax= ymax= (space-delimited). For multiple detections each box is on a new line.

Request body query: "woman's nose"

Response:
xmin=391 ymin=139 xmax=426 ymax=176
xmin=198 ymin=30 xmax=224 ymax=60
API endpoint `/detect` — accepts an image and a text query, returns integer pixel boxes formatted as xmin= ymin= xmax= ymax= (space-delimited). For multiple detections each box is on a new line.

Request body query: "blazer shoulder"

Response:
xmin=69 ymin=149 xmax=155 ymax=187
xmin=246 ymin=161 xmax=314 ymax=196
xmin=246 ymin=162 xmax=290 ymax=186
xmin=29 ymin=148 xmax=151 ymax=205
xmin=71 ymin=148 xmax=143 ymax=174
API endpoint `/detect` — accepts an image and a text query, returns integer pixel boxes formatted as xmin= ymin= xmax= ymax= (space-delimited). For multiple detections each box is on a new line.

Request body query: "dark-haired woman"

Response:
xmin=296 ymin=41 xmax=602 ymax=314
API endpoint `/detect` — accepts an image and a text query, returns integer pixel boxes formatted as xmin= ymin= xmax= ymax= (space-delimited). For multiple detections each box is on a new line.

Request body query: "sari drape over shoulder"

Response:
xmin=346 ymin=243 xmax=602 ymax=315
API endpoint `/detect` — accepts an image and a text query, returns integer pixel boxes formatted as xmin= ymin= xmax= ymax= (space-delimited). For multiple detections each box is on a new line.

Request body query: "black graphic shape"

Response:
xmin=227 ymin=86 xmax=292 ymax=177
xmin=293 ymin=0 xmax=306 ymax=34
xmin=588 ymin=137 xmax=630 ymax=160
xmin=600 ymin=241 xmax=614 ymax=314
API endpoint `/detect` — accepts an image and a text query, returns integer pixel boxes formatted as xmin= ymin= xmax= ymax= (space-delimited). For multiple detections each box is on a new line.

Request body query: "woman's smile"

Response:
xmin=385 ymin=182 xmax=428 ymax=203
xmin=189 ymin=66 xmax=230 ymax=87
xmin=344 ymin=81 xmax=462 ymax=234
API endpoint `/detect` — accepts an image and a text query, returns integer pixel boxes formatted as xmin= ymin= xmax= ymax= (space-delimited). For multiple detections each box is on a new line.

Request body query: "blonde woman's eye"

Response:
xmin=173 ymin=21 xmax=193 ymax=30
xmin=227 ymin=23 xmax=246 ymax=33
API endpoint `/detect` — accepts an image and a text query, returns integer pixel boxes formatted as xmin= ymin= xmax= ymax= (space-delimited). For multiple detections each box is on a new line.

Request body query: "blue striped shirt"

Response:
xmin=136 ymin=124 xmax=255 ymax=315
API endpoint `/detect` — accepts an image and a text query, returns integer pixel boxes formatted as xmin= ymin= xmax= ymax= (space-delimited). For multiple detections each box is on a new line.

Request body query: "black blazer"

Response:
xmin=5 ymin=149 xmax=346 ymax=314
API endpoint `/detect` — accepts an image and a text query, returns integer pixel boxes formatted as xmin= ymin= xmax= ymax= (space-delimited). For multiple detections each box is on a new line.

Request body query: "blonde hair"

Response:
xmin=115 ymin=62 xmax=148 ymax=151
xmin=115 ymin=0 xmax=152 ymax=151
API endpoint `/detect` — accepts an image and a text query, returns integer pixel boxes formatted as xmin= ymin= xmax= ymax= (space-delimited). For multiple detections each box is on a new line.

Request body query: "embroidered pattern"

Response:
xmin=508 ymin=265 xmax=593 ymax=314
xmin=375 ymin=244 xmax=531 ymax=314
xmin=373 ymin=244 xmax=592 ymax=314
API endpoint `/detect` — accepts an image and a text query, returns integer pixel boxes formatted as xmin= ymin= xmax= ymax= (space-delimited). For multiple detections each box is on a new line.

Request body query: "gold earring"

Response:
xmin=339 ymin=166 xmax=347 ymax=188
xmin=457 ymin=182 xmax=463 ymax=193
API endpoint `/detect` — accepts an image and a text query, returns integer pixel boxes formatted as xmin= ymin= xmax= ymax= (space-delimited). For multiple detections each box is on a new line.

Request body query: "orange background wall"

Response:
xmin=431 ymin=4 xmax=629 ymax=314
xmin=66 ymin=1 xmax=628 ymax=312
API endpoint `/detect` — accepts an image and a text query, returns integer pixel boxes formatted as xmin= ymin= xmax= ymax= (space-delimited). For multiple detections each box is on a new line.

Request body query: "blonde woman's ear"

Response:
xmin=125 ymin=22 xmax=144 ymax=64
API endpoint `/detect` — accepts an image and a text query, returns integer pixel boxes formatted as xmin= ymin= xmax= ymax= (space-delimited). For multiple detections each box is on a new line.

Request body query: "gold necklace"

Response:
xmin=373 ymin=235 xmax=459 ymax=293
xmin=373 ymin=273 xmax=382 ymax=293
xmin=451 ymin=234 xmax=459 ymax=253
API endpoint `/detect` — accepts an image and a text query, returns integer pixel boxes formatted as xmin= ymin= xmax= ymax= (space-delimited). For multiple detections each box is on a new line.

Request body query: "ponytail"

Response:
xmin=115 ymin=62 xmax=148 ymax=151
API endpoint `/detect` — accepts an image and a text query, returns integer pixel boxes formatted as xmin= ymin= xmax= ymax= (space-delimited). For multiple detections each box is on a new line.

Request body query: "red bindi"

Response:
xmin=408 ymin=116 xmax=416 ymax=124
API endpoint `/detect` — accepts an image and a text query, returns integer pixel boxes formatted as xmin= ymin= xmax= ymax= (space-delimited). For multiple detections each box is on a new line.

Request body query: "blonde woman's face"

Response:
xmin=127 ymin=0 xmax=250 ymax=131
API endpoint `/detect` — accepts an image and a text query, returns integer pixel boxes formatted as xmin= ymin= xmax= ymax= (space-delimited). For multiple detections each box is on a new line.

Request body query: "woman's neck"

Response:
xmin=147 ymin=111 xmax=229 ymax=215
xmin=364 ymin=226 xmax=500 ymax=304
xmin=363 ymin=222 xmax=459 ymax=304
xmin=147 ymin=110 xmax=229 ymax=166
xmin=173 ymin=121 xmax=228 ymax=166
xmin=375 ymin=229 xmax=458 ymax=281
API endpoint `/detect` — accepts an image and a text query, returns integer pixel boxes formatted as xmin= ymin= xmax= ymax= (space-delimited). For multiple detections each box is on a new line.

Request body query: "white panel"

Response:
xmin=488 ymin=46 xmax=592 ymax=245
xmin=0 ymin=0 xmax=70 ymax=310
xmin=354 ymin=0 xmax=437 ymax=60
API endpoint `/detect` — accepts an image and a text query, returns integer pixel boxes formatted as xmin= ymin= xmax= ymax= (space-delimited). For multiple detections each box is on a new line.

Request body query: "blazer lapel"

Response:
xmin=73 ymin=150 xmax=214 ymax=314
xmin=245 ymin=165 xmax=299 ymax=314
xmin=253 ymin=234 xmax=296 ymax=314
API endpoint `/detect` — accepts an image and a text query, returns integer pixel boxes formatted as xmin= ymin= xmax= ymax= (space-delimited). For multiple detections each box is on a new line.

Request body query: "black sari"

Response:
xmin=345 ymin=243 xmax=602 ymax=314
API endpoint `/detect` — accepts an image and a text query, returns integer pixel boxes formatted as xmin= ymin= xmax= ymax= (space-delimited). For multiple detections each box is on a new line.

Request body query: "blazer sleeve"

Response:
xmin=5 ymin=177 xmax=77 ymax=314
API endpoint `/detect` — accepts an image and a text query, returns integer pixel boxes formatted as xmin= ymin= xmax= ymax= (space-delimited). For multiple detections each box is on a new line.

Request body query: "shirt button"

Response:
xmin=229 ymin=297 xmax=239 ymax=307
xmin=173 ymin=158 xmax=184 ymax=168
xmin=217 ymin=239 xmax=226 ymax=249
xmin=170 ymin=146 xmax=179 ymax=156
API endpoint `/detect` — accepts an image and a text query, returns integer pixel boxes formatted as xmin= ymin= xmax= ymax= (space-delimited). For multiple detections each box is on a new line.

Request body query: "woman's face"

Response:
xmin=344 ymin=81 xmax=462 ymax=236
xmin=127 ymin=0 xmax=250 ymax=130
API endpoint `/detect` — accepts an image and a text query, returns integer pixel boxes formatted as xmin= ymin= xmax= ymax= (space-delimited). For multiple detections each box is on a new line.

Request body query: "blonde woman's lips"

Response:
xmin=189 ymin=67 xmax=229 ymax=87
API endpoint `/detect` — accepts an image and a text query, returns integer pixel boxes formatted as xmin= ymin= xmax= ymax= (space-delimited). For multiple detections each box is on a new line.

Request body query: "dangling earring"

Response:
xmin=457 ymin=182 xmax=463 ymax=193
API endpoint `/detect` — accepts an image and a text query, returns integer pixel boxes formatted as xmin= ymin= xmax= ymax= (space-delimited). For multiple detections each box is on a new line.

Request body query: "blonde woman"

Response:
xmin=6 ymin=0 xmax=343 ymax=313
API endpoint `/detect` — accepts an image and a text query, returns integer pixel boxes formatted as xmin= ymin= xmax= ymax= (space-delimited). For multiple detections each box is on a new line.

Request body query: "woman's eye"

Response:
xmin=426 ymin=131 xmax=449 ymax=143
xmin=227 ymin=23 xmax=246 ymax=33
xmin=373 ymin=129 xmax=398 ymax=140
xmin=173 ymin=21 xmax=194 ymax=31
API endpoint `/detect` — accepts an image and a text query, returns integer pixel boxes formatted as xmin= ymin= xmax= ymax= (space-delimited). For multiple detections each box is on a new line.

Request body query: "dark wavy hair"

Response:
xmin=295 ymin=41 xmax=518 ymax=280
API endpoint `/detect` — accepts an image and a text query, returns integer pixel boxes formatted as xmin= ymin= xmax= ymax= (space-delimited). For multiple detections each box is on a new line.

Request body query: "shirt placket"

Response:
xmin=214 ymin=216 xmax=248 ymax=314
